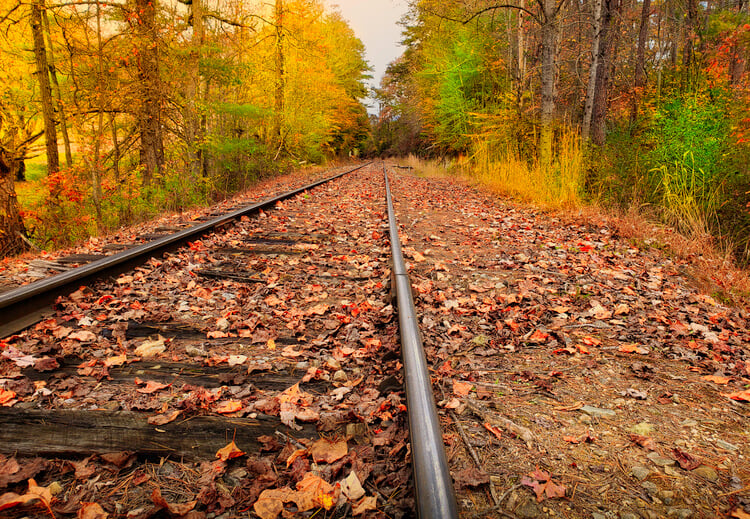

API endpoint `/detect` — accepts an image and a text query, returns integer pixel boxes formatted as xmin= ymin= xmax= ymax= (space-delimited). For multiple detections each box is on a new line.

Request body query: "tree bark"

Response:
xmin=134 ymin=0 xmax=164 ymax=185
xmin=42 ymin=6 xmax=73 ymax=169
xmin=30 ymin=0 xmax=59 ymax=175
xmin=185 ymin=0 xmax=205 ymax=179
xmin=631 ymin=0 xmax=651 ymax=120
xmin=582 ymin=0 xmax=604 ymax=141
xmin=0 ymin=151 xmax=28 ymax=257
xmin=539 ymin=0 xmax=558 ymax=167
xmin=273 ymin=0 xmax=285 ymax=147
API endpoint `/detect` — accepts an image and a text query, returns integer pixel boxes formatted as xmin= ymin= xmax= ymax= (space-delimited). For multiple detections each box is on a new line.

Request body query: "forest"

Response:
xmin=371 ymin=0 xmax=750 ymax=268
xmin=1 ymin=0 xmax=749 ymax=271
xmin=0 ymin=0 xmax=370 ymax=256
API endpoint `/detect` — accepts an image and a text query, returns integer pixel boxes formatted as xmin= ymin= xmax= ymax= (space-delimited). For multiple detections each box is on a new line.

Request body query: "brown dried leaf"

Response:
xmin=147 ymin=410 xmax=181 ymax=426
xmin=309 ymin=438 xmax=348 ymax=464
xmin=352 ymin=495 xmax=377 ymax=515
xmin=629 ymin=434 xmax=657 ymax=451
xmin=452 ymin=380 xmax=473 ymax=397
xmin=253 ymin=488 xmax=294 ymax=519
xmin=151 ymin=487 xmax=196 ymax=516
xmin=78 ymin=502 xmax=108 ymax=519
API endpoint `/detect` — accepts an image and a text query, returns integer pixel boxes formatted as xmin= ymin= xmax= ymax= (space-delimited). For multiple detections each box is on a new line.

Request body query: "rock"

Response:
xmin=641 ymin=481 xmax=659 ymax=495
xmin=630 ymin=465 xmax=651 ymax=481
xmin=667 ymin=508 xmax=693 ymax=519
xmin=647 ymin=452 xmax=676 ymax=467
xmin=620 ymin=513 xmax=638 ymax=519
xmin=514 ymin=498 xmax=540 ymax=519
xmin=185 ymin=345 xmax=207 ymax=357
xmin=581 ymin=405 xmax=617 ymax=419
xmin=295 ymin=361 xmax=309 ymax=370
xmin=715 ymin=439 xmax=739 ymax=451
xmin=48 ymin=481 xmax=63 ymax=495
xmin=658 ymin=490 xmax=675 ymax=505
xmin=692 ymin=465 xmax=719 ymax=483
xmin=631 ymin=422 xmax=655 ymax=436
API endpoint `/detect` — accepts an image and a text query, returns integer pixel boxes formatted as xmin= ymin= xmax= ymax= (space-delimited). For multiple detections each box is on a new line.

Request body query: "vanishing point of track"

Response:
xmin=0 ymin=162 xmax=458 ymax=518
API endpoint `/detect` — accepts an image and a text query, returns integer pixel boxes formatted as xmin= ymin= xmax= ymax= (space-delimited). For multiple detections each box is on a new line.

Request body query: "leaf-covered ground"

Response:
xmin=388 ymin=171 xmax=750 ymax=518
xmin=1 ymin=164 xmax=750 ymax=518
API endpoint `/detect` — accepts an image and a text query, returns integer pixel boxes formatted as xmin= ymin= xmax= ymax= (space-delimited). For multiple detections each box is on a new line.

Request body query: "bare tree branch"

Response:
xmin=423 ymin=4 xmax=542 ymax=25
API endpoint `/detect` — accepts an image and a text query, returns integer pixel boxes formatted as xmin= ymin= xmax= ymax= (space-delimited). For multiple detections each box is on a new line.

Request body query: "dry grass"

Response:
xmin=469 ymin=128 xmax=585 ymax=209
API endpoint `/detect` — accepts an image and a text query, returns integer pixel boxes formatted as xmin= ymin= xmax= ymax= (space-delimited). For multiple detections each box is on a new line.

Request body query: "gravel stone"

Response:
xmin=631 ymin=465 xmax=651 ymax=481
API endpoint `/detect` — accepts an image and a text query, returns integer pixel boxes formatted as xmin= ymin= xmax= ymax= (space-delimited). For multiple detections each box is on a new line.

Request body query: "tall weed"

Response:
xmin=470 ymin=127 xmax=585 ymax=208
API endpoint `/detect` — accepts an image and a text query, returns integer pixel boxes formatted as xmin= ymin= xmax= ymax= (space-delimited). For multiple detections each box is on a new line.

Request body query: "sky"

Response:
xmin=324 ymin=0 xmax=410 ymax=113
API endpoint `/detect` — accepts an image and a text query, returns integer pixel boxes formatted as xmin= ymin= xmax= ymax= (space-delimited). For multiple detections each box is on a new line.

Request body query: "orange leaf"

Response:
xmin=147 ymin=410 xmax=181 ymax=426
xmin=286 ymin=448 xmax=308 ymax=468
xmin=104 ymin=354 xmax=127 ymax=367
xmin=78 ymin=502 xmax=108 ymax=519
xmin=216 ymin=440 xmax=245 ymax=462
xmin=309 ymin=438 xmax=348 ymax=464
xmin=618 ymin=344 xmax=649 ymax=354
xmin=723 ymin=389 xmax=750 ymax=402
xmin=563 ymin=435 xmax=580 ymax=444
xmin=136 ymin=380 xmax=170 ymax=394
xmin=452 ymin=380 xmax=474 ymax=397
xmin=483 ymin=422 xmax=503 ymax=441
xmin=254 ymin=488 xmax=295 ymax=519
xmin=582 ymin=336 xmax=601 ymax=346
xmin=215 ymin=400 xmax=243 ymax=414
xmin=295 ymin=472 xmax=336 ymax=511
xmin=575 ymin=344 xmax=590 ymax=354
xmin=701 ymin=375 xmax=731 ymax=385
xmin=0 ymin=389 xmax=17 ymax=406
xmin=529 ymin=329 xmax=549 ymax=342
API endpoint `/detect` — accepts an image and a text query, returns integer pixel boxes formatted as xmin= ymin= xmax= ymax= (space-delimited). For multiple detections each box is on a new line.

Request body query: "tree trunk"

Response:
xmin=590 ymin=0 xmax=617 ymax=144
xmin=134 ymin=0 xmax=164 ymax=185
xmin=582 ymin=0 xmax=604 ymax=141
xmin=42 ymin=6 xmax=73 ymax=169
xmin=539 ymin=0 xmax=558 ymax=167
xmin=185 ymin=0 xmax=205 ymax=179
xmin=631 ymin=0 xmax=651 ymax=120
xmin=273 ymin=0 xmax=285 ymax=147
xmin=30 ymin=0 xmax=59 ymax=175
xmin=0 ymin=152 xmax=28 ymax=257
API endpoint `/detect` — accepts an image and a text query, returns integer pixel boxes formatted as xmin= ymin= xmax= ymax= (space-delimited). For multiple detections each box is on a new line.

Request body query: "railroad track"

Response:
xmin=0 ymin=163 xmax=458 ymax=518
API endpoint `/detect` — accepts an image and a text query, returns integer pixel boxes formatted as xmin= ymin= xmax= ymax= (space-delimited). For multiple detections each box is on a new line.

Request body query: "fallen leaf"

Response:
xmin=254 ymin=488 xmax=295 ymax=519
xmin=582 ymin=336 xmax=601 ymax=346
xmin=483 ymin=423 xmax=503 ymax=441
xmin=216 ymin=440 xmax=245 ymax=462
xmin=702 ymin=375 xmax=731 ymax=385
xmin=286 ymin=448 xmax=308 ymax=468
xmin=69 ymin=330 xmax=97 ymax=342
xmin=295 ymin=472 xmax=336 ymax=511
xmin=104 ymin=354 xmax=127 ymax=367
xmin=453 ymin=466 xmax=490 ymax=488
xmin=147 ymin=410 xmax=181 ymax=426
xmin=134 ymin=337 xmax=166 ymax=357
xmin=0 ymin=478 xmax=53 ymax=513
xmin=33 ymin=357 xmax=59 ymax=372
xmin=731 ymin=509 xmax=750 ymax=519
xmin=528 ymin=329 xmax=550 ymax=342
xmin=452 ymin=380 xmax=474 ymax=397
xmin=151 ymin=487 xmax=196 ymax=516
xmin=629 ymin=434 xmax=657 ymax=451
xmin=78 ymin=502 xmax=108 ymax=519
xmin=227 ymin=355 xmax=247 ymax=366
xmin=352 ymin=495 xmax=377 ymax=515
xmin=309 ymin=438 xmax=348 ymax=464
xmin=671 ymin=448 xmax=701 ymax=470
xmin=723 ymin=389 xmax=750 ymax=402
xmin=135 ymin=380 xmax=170 ymax=394
xmin=340 ymin=471 xmax=366 ymax=501
xmin=619 ymin=344 xmax=649 ymax=354
xmin=0 ymin=390 xmax=17 ymax=406
xmin=521 ymin=470 xmax=566 ymax=502
xmin=215 ymin=400 xmax=243 ymax=414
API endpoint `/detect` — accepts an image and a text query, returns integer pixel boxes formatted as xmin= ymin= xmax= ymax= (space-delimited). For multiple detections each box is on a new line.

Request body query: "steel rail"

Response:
xmin=0 ymin=163 xmax=370 ymax=338
xmin=384 ymin=165 xmax=459 ymax=519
